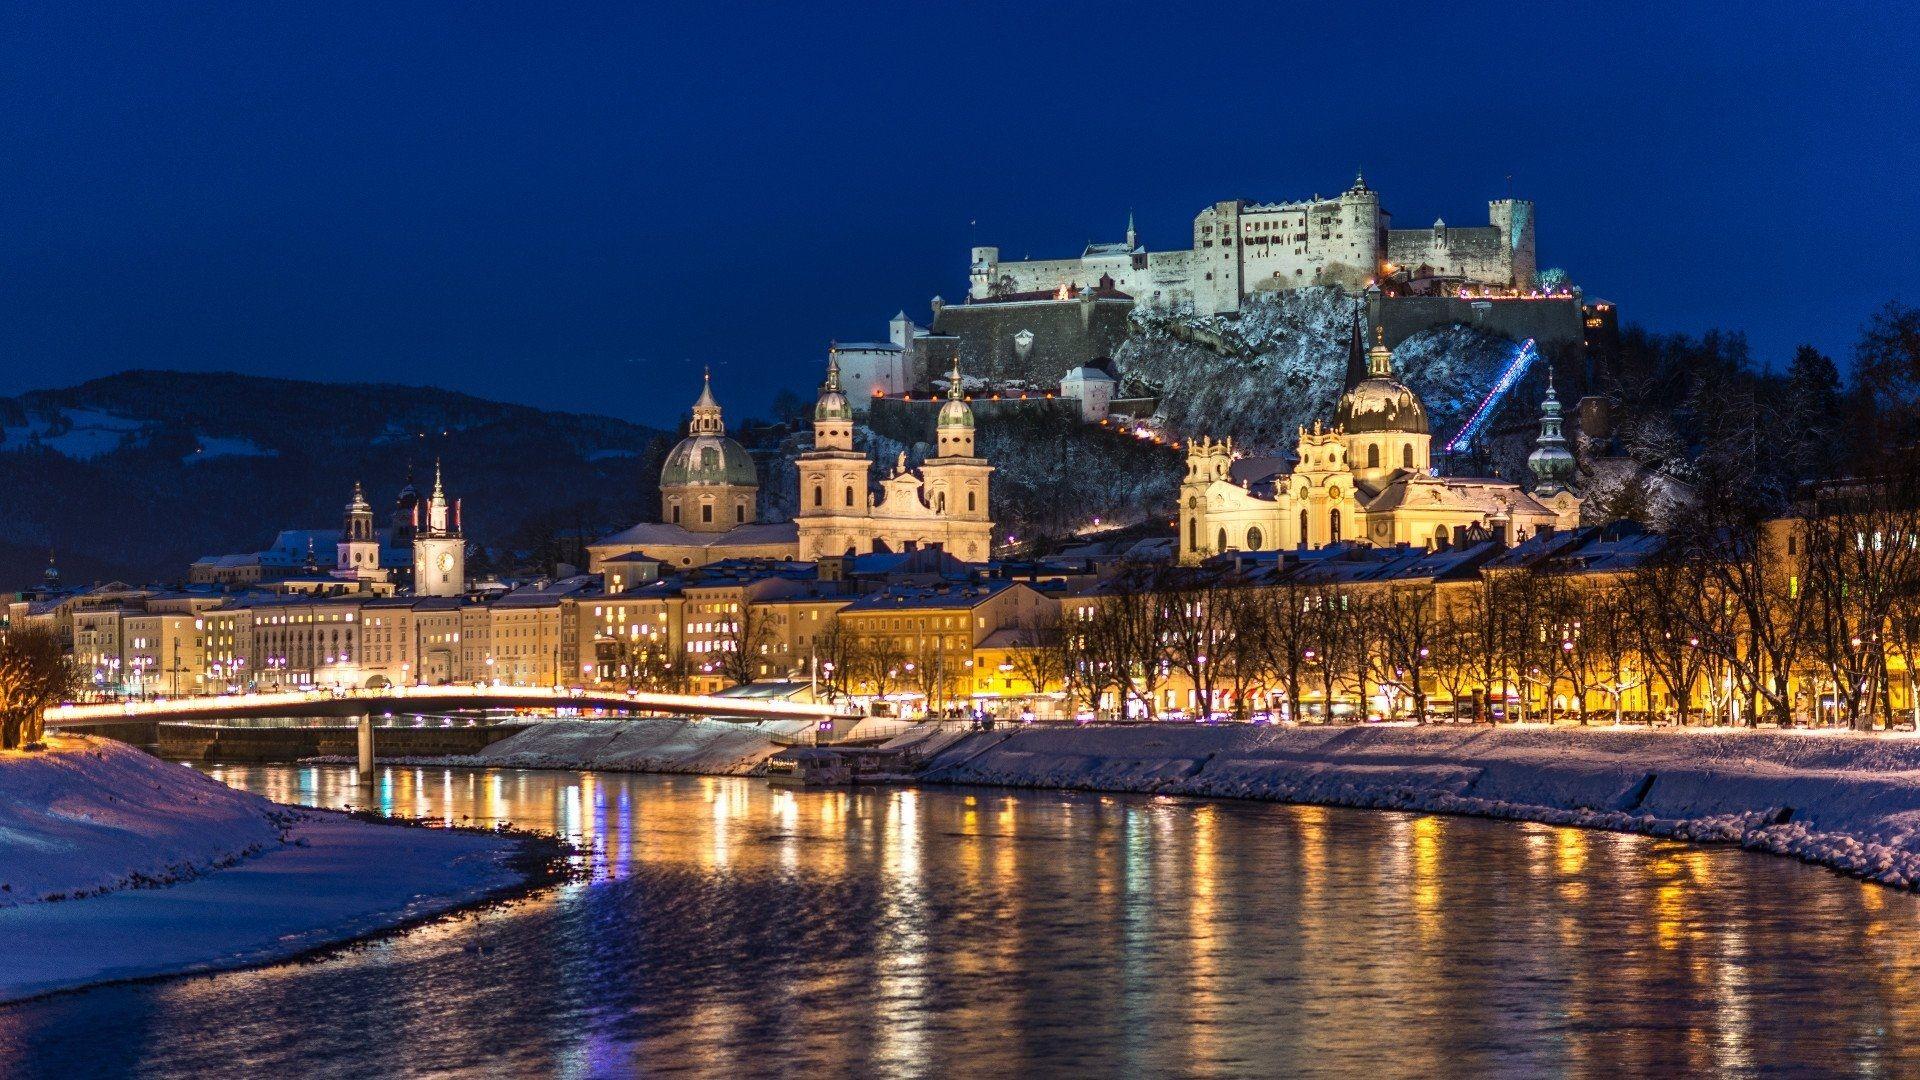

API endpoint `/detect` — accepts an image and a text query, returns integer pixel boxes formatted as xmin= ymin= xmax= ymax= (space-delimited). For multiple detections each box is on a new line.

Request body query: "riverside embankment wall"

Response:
xmin=915 ymin=724 xmax=1920 ymax=890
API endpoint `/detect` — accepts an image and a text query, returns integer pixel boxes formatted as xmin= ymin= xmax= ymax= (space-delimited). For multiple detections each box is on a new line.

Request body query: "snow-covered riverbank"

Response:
xmin=0 ymin=737 xmax=547 ymax=1003
xmin=915 ymin=724 xmax=1920 ymax=890
xmin=308 ymin=717 xmax=806 ymax=776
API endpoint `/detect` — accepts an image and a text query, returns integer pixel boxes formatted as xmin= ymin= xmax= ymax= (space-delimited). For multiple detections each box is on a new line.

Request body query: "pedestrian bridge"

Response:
xmin=46 ymin=684 xmax=851 ymax=727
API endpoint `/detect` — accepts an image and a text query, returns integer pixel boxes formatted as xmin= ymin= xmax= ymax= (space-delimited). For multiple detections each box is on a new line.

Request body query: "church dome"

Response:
xmin=661 ymin=434 xmax=757 ymax=488
xmin=937 ymin=396 xmax=974 ymax=429
xmin=1335 ymin=377 xmax=1429 ymax=435
xmin=815 ymin=388 xmax=853 ymax=422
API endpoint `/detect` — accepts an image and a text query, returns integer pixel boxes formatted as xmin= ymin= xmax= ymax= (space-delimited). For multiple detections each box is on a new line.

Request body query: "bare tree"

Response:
xmin=1371 ymin=582 xmax=1438 ymax=723
xmin=1251 ymin=581 xmax=1312 ymax=723
xmin=0 ymin=627 xmax=81 ymax=750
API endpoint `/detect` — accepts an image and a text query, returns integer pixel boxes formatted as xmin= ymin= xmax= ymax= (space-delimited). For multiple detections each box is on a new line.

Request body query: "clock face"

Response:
xmin=437 ymin=551 xmax=455 ymax=572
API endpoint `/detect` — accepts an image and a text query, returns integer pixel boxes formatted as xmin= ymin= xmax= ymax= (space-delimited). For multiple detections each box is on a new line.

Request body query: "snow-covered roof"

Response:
xmin=592 ymin=520 xmax=798 ymax=551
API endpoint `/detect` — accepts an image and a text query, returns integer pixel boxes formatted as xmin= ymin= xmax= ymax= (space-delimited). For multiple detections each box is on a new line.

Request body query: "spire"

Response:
xmin=1528 ymin=364 xmax=1576 ymax=495
xmin=431 ymin=459 xmax=445 ymax=500
xmin=1125 ymin=210 xmax=1137 ymax=250
xmin=689 ymin=369 xmax=725 ymax=435
xmin=824 ymin=351 xmax=843 ymax=394
xmin=1351 ymin=169 xmax=1369 ymax=194
xmin=947 ymin=356 xmax=965 ymax=401
xmin=1368 ymin=324 xmax=1393 ymax=378
xmin=1344 ymin=309 xmax=1369 ymax=391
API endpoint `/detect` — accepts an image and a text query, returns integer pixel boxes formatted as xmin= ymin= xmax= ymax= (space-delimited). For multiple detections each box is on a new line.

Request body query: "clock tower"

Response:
xmin=411 ymin=461 xmax=466 ymax=597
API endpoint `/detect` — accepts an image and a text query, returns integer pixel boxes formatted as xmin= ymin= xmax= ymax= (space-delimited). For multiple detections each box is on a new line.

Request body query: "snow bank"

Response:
xmin=312 ymin=717 xmax=808 ymax=776
xmin=0 ymin=736 xmax=286 ymax=906
xmin=919 ymin=724 xmax=1920 ymax=890
xmin=0 ymin=810 xmax=529 ymax=1003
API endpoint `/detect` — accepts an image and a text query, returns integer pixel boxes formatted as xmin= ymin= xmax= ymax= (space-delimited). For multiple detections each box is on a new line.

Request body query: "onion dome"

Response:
xmin=662 ymin=372 xmax=758 ymax=487
xmin=937 ymin=358 xmax=974 ymax=429
xmin=815 ymin=352 xmax=853 ymax=422
xmin=1528 ymin=367 xmax=1577 ymax=495
xmin=1334 ymin=325 xmax=1429 ymax=435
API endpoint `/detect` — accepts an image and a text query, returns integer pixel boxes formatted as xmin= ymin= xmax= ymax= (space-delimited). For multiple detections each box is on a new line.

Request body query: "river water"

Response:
xmin=4 ymin=764 xmax=1919 ymax=1077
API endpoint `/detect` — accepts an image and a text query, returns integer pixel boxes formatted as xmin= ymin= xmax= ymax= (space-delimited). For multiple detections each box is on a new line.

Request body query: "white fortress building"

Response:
xmin=969 ymin=175 xmax=1537 ymax=316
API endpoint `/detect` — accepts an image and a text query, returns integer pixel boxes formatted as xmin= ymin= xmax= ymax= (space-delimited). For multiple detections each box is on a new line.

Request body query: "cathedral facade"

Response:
xmin=794 ymin=356 xmax=995 ymax=562
xmin=1178 ymin=318 xmax=1578 ymax=564
xmin=587 ymin=363 xmax=997 ymax=572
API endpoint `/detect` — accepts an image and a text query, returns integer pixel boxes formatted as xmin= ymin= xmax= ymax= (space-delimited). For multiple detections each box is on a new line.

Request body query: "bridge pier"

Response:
xmin=356 ymin=713 xmax=374 ymax=784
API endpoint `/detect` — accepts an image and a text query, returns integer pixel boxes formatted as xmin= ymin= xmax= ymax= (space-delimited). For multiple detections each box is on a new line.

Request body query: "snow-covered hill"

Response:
xmin=1115 ymin=287 xmax=1525 ymax=456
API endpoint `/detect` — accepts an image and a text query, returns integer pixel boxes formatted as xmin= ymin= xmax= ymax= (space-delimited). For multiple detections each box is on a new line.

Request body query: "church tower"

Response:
xmin=336 ymin=482 xmax=382 ymax=578
xmin=795 ymin=354 xmax=874 ymax=560
xmin=412 ymin=461 xmax=466 ymax=597
xmin=659 ymin=371 xmax=758 ymax=532
xmin=1527 ymin=367 xmax=1583 ymax=531
xmin=920 ymin=358 xmax=995 ymax=560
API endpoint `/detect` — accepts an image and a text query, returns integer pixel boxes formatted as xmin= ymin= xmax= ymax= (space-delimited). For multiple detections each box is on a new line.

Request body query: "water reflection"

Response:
xmin=2 ymin=763 xmax=1918 ymax=1076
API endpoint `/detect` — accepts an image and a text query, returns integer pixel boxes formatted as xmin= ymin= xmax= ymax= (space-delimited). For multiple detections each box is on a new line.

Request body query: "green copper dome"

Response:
xmin=937 ymin=396 xmax=974 ymax=429
xmin=815 ymin=389 xmax=853 ymax=422
xmin=660 ymin=434 xmax=757 ymax=488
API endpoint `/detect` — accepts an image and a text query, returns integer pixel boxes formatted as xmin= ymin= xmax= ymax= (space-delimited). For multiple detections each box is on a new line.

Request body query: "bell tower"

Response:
xmin=412 ymin=461 xmax=466 ymax=597
xmin=795 ymin=353 xmax=874 ymax=560
xmin=336 ymin=482 xmax=383 ymax=579
xmin=920 ymin=358 xmax=994 ymax=561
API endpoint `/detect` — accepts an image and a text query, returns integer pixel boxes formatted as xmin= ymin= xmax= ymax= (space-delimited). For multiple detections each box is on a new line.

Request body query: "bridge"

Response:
xmin=46 ymin=684 xmax=852 ymax=727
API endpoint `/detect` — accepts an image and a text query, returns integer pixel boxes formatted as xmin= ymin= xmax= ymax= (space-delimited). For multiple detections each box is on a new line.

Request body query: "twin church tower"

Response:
xmin=632 ymin=357 xmax=996 ymax=567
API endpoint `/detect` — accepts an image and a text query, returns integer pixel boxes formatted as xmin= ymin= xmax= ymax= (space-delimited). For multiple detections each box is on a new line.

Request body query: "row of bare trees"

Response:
xmin=1023 ymin=500 xmax=1920 ymax=729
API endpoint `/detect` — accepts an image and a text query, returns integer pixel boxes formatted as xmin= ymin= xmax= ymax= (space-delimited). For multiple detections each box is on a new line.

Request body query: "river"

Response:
xmin=3 ymin=762 xmax=1918 ymax=1076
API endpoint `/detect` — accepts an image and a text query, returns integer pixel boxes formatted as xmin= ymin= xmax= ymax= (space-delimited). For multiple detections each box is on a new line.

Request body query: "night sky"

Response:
xmin=3 ymin=4 xmax=1914 ymax=427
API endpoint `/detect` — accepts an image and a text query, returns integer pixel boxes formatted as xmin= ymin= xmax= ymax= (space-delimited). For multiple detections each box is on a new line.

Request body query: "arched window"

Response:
xmin=967 ymin=491 xmax=976 ymax=512
xmin=1329 ymin=509 xmax=1342 ymax=543
xmin=1299 ymin=509 xmax=1309 ymax=546
xmin=672 ymin=505 xmax=681 ymax=523
xmin=936 ymin=492 xmax=946 ymax=513
xmin=845 ymin=485 xmax=855 ymax=507
xmin=1217 ymin=528 xmax=1228 ymax=552
xmin=1367 ymin=445 xmax=1380 ymax=469
xmin=1188 ymin=517 xmax=1198 ymax=550
xmin=1403 ymin=444 xmax=1414 ymax=469
xmin=1434 ymin=525 xmax=1449 ymax=550
xmin=1247 ymin=526 xmax=1263 ymax=551
xmin=701 ymin=504 xmax=713 ymax=523
xmin=735 ymin=505 xmax=745 ymax=523
xmin=813 ymin=485 xmax=823 ymax=507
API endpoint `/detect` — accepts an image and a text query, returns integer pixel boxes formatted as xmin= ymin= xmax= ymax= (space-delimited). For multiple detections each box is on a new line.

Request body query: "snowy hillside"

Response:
xmin=1115 ymin=287 xmax=1526 ymax=456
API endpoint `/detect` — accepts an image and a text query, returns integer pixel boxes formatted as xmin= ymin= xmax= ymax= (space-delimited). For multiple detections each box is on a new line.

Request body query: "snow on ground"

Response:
xmin=0 ymin=736 xmax=286 ymax=905
xmin=313 ymin=717 xmax=810 ymax=776
xmin=0 ymin=811 xmax=525 ymax=1003
xmin=0 ymin=736 xmax=532 ymax=1002
xmin=917 ymin=724 xmax=1920 ymax=890
xmin=186 ymin=435 xmax=276 ymax=462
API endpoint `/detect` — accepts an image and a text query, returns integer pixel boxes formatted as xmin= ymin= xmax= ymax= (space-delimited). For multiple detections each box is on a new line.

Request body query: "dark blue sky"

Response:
xmin=3 ymin=4 xmax=1915 ymax=426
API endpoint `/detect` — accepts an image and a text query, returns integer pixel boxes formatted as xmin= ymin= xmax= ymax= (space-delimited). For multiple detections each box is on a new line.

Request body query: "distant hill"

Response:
xmin=0 ymin=371 xmax=674 ymax=586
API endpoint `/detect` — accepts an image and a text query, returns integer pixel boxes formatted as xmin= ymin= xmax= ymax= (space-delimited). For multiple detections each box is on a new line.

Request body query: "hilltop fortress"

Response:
xmin=968 ymin=174 xmax=1536 ymax=316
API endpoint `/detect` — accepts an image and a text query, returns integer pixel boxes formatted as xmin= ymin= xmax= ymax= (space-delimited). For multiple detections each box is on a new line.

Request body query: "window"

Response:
xmin=1188 ymin=517 xmax=1198 ymax=550
xmin=1367 ymin=445 xmax=1380 ymax=469
xmin=845 ymin=486 xmax=855 ymax=507
xmin=1217 ymin=528 xmax=1227 ymax=552
xmin=967 ymin=491 xmax=976 ymax=512
xmin=813 ymin=485 xmax=823 ymax=507
xmin=735 ymin=505 xmax=745 ymax=523
xmin=1330 ymin=509 xmax=1342 ymax=543
xmin=1434 ymin=526 xmax=1449 ymax=550
xmin=701 ymin=504 xmax=713 ymax=523
xmin=1247 ymin=527 xmax=1263 ymax=551
xmin=1403 ymin=444 xmax=1414 ymax=469
xmin=1299 ymin=509 xmax=1309 ymax=545
xmin=672 ymin=505 xmax=681 ymax=523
